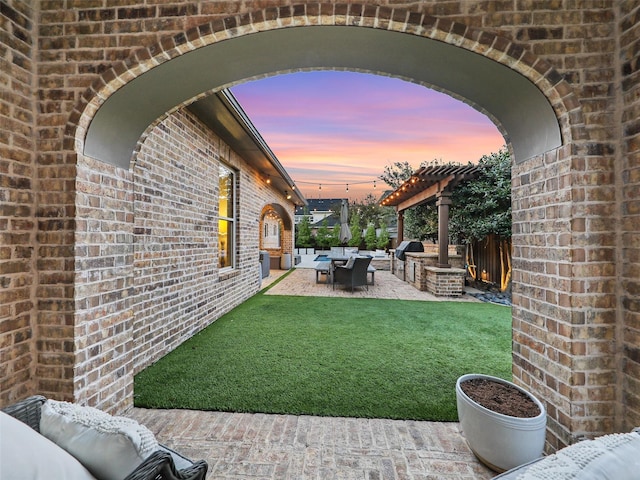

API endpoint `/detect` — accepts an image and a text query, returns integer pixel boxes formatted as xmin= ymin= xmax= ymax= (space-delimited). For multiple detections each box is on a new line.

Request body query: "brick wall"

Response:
xmin=0 ymin=0 xmax=36 ymax=405
xmin=131 ymin=108 xmax=289 ymax=373
xmin=74 ymin=155 xmax=135 ymax=409
xmin=618 ymin=1 xmax=640 ymax=429
xmin=72 ymin=106 xmax=293 ymax=411
xmin=424 ymin=267 xmax=465 ymax=297
xmin=0 ymin=0 xmax=636 ymax=450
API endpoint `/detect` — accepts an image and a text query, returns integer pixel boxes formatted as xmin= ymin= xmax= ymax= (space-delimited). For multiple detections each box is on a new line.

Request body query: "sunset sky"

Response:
xmin=231 ymin=71 xmax=505 ymax=202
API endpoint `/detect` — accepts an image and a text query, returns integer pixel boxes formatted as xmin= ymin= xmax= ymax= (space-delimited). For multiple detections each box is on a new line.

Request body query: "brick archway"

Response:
xmin=72 ymin=4 xmax=579 ymax=170
xmin=68 ymin=4 xmax=601 ymax=449
xmin=260 ymin=203 xmax=294 ymax=265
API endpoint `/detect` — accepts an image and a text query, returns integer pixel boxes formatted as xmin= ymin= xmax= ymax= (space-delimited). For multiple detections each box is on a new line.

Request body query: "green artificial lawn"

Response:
xmin=134 ymin=284 xmax=511 ymax=421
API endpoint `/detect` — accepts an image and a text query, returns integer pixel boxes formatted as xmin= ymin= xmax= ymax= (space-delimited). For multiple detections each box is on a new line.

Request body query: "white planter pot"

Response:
xmin=456 ymin=374 xmax=547 ymax=472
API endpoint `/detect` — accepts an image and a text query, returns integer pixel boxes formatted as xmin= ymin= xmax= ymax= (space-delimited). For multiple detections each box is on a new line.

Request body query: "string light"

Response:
xmin=293 ymin=178 xmax=381 ymax=191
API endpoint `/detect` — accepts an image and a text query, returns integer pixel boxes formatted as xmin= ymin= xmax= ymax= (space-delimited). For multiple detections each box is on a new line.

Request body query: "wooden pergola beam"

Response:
xmin=396 ymin=174 xmax=455 ymax=211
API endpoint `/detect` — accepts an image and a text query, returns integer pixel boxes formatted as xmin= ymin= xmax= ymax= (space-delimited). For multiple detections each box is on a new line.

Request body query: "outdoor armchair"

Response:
xmin=333 ymin=256 xmax=372 ymax=291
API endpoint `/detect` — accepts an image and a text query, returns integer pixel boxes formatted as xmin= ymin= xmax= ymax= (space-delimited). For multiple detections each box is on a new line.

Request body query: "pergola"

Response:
xmin=381 ymin=164 xmax=481 ymax=267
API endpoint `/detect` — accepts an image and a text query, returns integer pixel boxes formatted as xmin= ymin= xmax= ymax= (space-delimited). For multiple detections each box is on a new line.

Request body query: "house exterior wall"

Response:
xmin=1 ymin=0 xmax=37 ymax=405
xmin=72 ymin=107 xmax=293 ymax=410
xmin=618 ymin=1 xmax=640 ymax=430
xmin=132 ymin=109 xmax=281 ymax=375
xmin=0 ymin=0 xmax=637 ymax=451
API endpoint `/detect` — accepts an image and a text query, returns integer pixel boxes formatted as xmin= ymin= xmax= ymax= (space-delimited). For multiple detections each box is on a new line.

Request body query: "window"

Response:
xmin=218 ymin=163 xmax=235 ymax=269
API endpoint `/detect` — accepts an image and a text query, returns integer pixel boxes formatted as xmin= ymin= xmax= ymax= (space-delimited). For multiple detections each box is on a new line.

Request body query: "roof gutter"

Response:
xmin=218 ymin=89 xmax=306 ymax=206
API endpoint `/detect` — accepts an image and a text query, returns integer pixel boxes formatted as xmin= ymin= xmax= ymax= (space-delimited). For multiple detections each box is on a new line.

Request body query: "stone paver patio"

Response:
xmin=262 ymin=267 xmax=482 ymax=302
xmin=128 ymin=408 xmax=494 ymax=479
xmin=129 ymin=265 xmax=495 ymax=479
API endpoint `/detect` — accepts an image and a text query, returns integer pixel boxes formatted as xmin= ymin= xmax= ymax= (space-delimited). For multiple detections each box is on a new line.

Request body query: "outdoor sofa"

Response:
xmin=1 ymin=395 xmax=208 ymax=480
xmin=492 ymin=427 xmax=640 ymax=479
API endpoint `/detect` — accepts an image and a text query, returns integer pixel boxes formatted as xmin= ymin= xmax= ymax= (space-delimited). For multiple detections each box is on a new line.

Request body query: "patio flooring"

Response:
xmin=128 ymin=265 xmax=495 ymax=479
xmin=262 ymin=267 xmax=482 ymax=302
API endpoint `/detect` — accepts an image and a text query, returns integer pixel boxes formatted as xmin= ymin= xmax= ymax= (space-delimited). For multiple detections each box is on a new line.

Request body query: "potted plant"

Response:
xmin=456 ymin=373 xmax=547 ymax=472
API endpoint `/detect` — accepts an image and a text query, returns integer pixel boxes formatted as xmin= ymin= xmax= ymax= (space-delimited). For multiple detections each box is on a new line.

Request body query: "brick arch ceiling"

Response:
xmin=84 ymin=25 xmax=561 ymax=169
xmin=262 ymin=203 xmax=293 ymax=230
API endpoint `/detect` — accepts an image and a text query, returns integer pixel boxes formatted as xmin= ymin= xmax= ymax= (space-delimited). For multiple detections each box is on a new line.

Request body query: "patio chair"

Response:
xmin=333 ymin=256 xmax=372 ymax=292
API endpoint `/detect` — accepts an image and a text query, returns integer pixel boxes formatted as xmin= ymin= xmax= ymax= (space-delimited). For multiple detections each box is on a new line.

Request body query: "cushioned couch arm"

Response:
xmin=1 ymin=395 xmax=47 ymax=432
xmin=2 ymin=396 xmax=208 ymax=480
xmin=123 ymin=450 xmax=208 ymax=480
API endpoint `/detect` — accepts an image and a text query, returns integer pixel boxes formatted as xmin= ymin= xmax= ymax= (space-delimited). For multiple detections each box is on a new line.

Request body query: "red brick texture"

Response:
xmin=1 ymin=0 xmax=37 ymax=406
xmin=1 ymin=1 xmax=638 ymax=452
xmin=618 ymin=0 xmax=640 ymax=433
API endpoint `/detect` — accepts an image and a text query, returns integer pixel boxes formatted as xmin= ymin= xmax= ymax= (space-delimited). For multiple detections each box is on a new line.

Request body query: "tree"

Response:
xmin=348 ymin=212 xmax=362 ymax=248
xmin=450 ymin=149 xmax=511 ymax=243
xmin=404 ymin=203 xmax=438 ymax=242
xmin=295 ymin=213 xmax=313 ymax=248
xmin=450 ymin=148 xmax=512 ymax=291
xmin=347 ymin=196 xmax=396 ymax=245
xmin=356 ymin=194 xmax=383 ymax=228
xmin=379 ymin=160 xmax=431 ymax=241
xmin=329 ymin=219 xmax=341 ymax=246
xmin=364 ymin=223 xmax=377 ymax=250
xmin=377 ymin=223 xmax=390 ymax=250
xmin=379 ymin=161 xmax=420 ymax=189
xmin=315 ymin=219 xmax=332 ymax=249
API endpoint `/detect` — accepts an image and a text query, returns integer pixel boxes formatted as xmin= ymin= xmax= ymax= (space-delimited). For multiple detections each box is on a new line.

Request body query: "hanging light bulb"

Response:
xmin=319 ymin=184 xmax=322 ymax=190
xmin=266 ymin=176 xmax=271 ymax=184
xmin=346 ymin=184 xmax=349 ymax=192
xmin=285 ymin=190 xmax=291 ymax=200
xmin=373 ymin=180 xmax=377 ymax=189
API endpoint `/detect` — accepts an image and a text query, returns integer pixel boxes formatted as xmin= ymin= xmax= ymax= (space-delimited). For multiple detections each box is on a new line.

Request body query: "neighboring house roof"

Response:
xmin=295 ymin=198 xmax=345 ymax=215
xmin=311 ymin=213 xmax=341 ymax=228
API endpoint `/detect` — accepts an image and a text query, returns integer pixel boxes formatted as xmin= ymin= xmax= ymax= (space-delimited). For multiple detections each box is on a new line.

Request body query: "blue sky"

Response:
xmin=232 ymin=71 xmax=505 ymax=201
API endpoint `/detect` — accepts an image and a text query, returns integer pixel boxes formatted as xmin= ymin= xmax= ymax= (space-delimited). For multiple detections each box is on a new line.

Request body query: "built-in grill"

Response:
xmin=394 ymin=240 xmax=424 ymax=261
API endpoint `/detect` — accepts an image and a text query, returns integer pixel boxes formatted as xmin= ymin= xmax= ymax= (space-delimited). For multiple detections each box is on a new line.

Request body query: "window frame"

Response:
xmin=218 ymin=162 xmax=236 ymax=270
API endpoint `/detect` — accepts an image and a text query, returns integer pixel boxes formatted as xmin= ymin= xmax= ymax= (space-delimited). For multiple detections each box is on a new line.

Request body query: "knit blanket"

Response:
xmin=518 ymin=432 xmax=640 ymax=480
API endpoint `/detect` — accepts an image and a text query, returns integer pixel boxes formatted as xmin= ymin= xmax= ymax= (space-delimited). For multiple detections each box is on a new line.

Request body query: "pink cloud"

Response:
xmin=232 ymin=71 xmax=505 ymax=202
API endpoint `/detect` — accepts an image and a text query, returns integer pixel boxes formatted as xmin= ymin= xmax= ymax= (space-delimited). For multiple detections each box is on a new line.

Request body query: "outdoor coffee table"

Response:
xmin=314 ymin=263 xmax=331 ymax=284
xmin=367 ymin=265 xmax=376 ymax=285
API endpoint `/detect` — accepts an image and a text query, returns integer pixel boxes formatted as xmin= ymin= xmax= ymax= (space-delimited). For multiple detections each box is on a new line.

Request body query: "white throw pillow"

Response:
xmin=0 ymin=411 xmax=96 ymax=480
xmin=517 ymin=432 xmax=640 ymax=480
xmin=40 ymin=400 xmax=158 ymax=480
xmin=344 ymin=256 xmax=356 ymax=269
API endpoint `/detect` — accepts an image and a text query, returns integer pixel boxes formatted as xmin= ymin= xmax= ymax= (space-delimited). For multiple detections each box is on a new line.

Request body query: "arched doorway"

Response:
xmin=80 ymin=24 xmax=563 ymax=169
xmin=260 ymin=203 xmax=294 ymax=270
xmin=71 ymin=5 xmax=591 ymax=446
